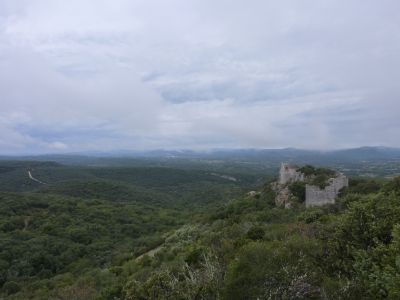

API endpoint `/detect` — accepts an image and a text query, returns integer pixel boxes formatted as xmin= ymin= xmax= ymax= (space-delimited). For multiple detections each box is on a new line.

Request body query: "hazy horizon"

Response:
xmin=1 ymin=145 xmax=400 ymax=157
xmin=1 ymin=0 xmax=399 ymax=154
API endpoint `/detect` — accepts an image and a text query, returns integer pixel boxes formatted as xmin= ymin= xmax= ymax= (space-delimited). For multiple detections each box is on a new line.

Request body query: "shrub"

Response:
xmin=224 ymin=241 xmax=321 ymax=300
xmin=298 ymin=209 xmax=324 ymax=224
xmin=3 ymin=281 xmax=21 ymax=295
xmin=246 ymin=226 xmax=265 ymax=240
xmin=289 ymin=181 xmax=306 ymax=203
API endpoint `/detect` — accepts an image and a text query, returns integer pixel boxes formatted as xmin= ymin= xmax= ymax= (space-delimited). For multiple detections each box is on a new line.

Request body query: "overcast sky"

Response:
xmin=0 ymin=0 xmax=399 ymax=154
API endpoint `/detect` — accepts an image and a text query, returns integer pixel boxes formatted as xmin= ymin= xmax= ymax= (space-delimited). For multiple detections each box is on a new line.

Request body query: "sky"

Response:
xmin=0 ymin=0 xmax=399 ymax=154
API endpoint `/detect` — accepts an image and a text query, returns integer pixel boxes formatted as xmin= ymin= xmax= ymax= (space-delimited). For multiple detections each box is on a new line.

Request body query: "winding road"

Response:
xmin=28 ymin=170 xmax=46 ymax=185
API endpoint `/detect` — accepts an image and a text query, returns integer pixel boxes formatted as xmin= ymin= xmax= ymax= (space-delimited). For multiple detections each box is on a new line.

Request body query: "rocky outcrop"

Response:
xmin=247 ymin=191 xmax=261 ymax=197
xmin=275 ymin=186 xmax=292 ymax=208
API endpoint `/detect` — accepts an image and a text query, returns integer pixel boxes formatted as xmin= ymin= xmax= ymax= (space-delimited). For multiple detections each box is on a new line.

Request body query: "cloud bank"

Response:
xmin=0 ymin=0 xmax=399 ymax=154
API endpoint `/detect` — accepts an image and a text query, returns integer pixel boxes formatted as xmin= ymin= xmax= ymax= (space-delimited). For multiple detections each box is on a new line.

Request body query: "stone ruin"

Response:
xmin=279 ymin=163 xmax=305 ymax=185
xmin=305 ymin=174 xmax=348 ymax=207
xmin=275 ymin=162 xmax=348 ymax=208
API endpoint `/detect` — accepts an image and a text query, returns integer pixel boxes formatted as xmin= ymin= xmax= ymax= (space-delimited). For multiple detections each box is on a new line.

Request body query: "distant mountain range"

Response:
xmin=1 ymin=147 xmax=400 ymax=165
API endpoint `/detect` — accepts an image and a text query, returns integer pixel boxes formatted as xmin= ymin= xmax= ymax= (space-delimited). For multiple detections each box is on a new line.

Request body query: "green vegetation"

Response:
xmin=298 ymin=165 xmax=336 ymax=188
xmin=1 ymin=159 xmax=400 ymax=299
xmin=0 ymin=192 xmax=186 ymax=298
xmin=0 ymin=161 xmax=250 ymax=299
xmin=114 ymin=177 xmax=400 ymax=300
xmin=288 ymin=181 xmax=306 ymax=202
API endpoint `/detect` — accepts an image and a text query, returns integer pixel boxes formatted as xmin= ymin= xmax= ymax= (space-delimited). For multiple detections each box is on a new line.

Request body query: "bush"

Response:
xmin=317 ymin=192 xmax=400 ymax=298
xmin=124 ymin=255 xmax=223 ymax=300
xmin=246 ymin=226 xmax=265 ymax=240
xmin=298 ymin=165 xmax=316 ymax=176
xmin=298 ymin=209 xmax=324 ymax=224
xmin=289 ymin=181 xmax=306 ymax=203
xmin=184 ymin=247 xmax=204 ymax=266
xmin=3 ymin=281 xmax=21 ymax=295
xmin=224 ymin=241 xmax=321 ymax=300
xmin=382 ymin=176 xmax=400 ymax=195
xmin=346 ymin=178 xmax=382 ymax=195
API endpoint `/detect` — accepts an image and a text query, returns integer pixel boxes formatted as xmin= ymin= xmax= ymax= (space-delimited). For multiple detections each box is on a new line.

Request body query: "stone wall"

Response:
xmin=305 ymin=174 xmax=348 ymax=207
xmin=279 ymin=163 xmax=304 ymax=185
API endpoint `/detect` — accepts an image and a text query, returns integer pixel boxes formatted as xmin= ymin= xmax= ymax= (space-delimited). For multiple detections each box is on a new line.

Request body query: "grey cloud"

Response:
xmin=0 ymin=0 xmax=399 ymax=153
xmin=0 ymin=45 xmax=166 ymax=153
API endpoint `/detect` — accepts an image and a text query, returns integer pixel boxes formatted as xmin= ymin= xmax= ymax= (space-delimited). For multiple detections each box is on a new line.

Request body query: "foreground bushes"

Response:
xmin=121 ymin=177 xmax=400 ymax=300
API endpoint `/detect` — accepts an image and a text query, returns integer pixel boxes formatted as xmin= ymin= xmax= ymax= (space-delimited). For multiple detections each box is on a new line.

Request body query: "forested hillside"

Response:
xmin=0 ymin=160 xmax=250 ymax=299
xmin=1 ymin=160 xmax=400 ymax=299
xmin=104 ymin=176 xmax=400 ymax=300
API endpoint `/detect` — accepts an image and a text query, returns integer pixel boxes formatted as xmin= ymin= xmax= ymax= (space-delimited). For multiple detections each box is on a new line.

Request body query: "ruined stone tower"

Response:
xmin=279 ymin=163 xmax=304 ymax=185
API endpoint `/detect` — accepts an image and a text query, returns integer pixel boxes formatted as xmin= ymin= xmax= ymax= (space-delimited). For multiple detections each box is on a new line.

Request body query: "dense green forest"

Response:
xmin=1 ymin=159 xmax=400 ymax=299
